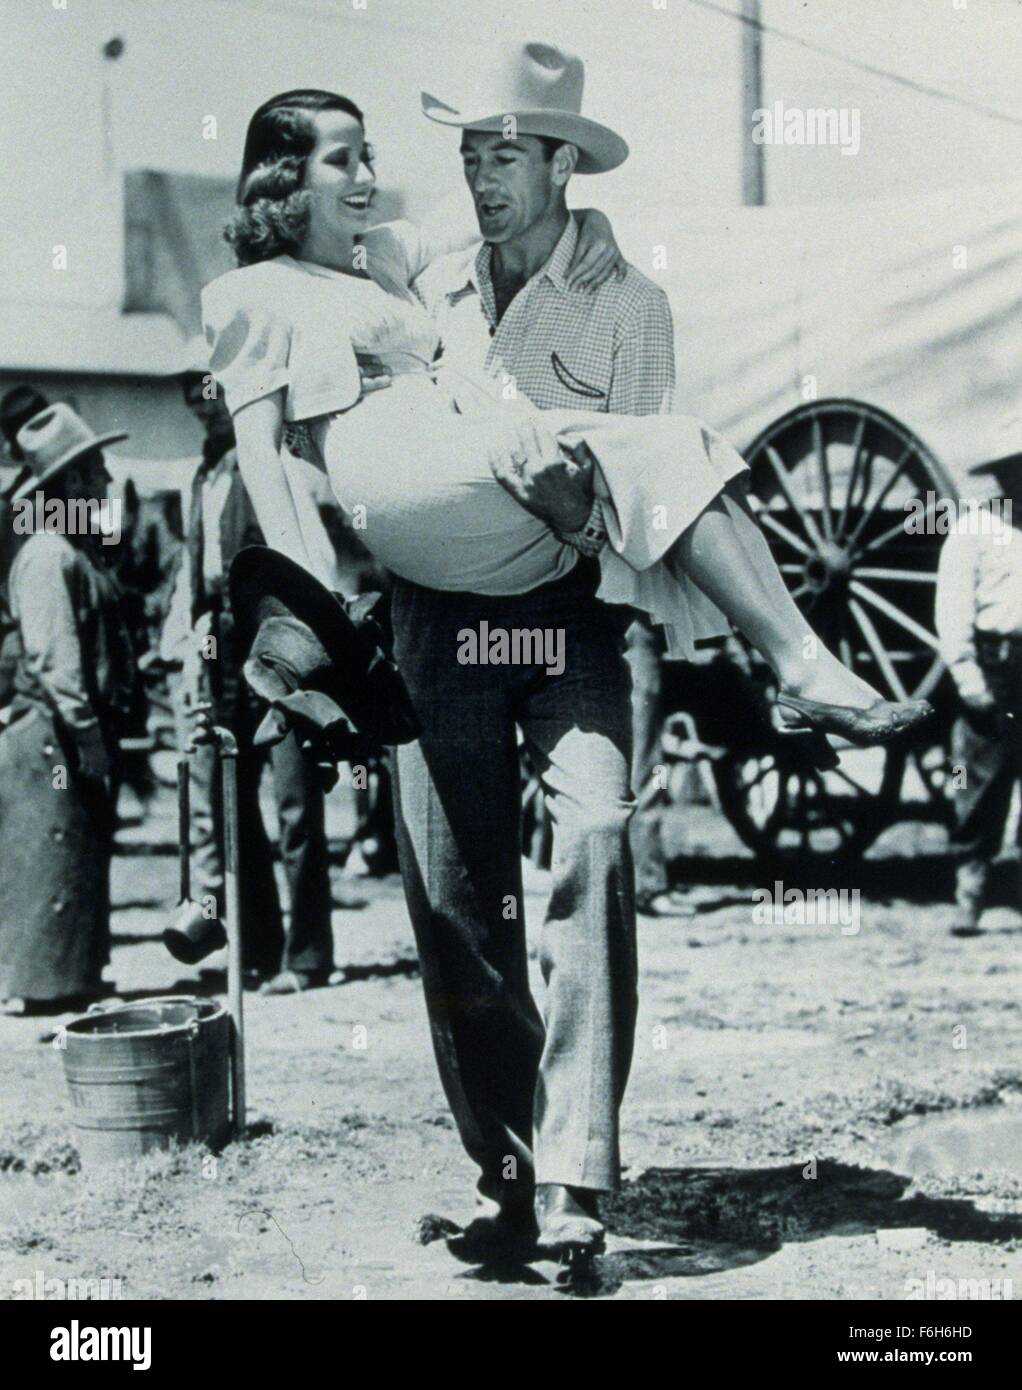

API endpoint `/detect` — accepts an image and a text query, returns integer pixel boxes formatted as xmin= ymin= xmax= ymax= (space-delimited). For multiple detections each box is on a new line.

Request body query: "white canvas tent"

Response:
xmin=619 ymin=179 xmax=1022 ymax=489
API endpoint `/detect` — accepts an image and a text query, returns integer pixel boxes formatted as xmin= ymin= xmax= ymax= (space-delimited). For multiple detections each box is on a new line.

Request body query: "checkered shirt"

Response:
xmin=415 ymin=215 xmax=676 ymax=418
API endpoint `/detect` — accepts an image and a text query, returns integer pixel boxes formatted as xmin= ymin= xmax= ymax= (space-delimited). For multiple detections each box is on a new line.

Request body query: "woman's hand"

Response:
xmin=569 ymin=209 xmax=627 ymax=292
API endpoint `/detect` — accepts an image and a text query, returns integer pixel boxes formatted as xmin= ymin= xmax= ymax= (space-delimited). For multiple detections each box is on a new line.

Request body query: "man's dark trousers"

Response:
xmin=191 ymin=629 xmax=333 ymax=979
xmin=184 ymin=450 xmax=333 ymax=978
xmin=391 ymin=561 xmax=638 ymax=1202
xmin=950 ymin=707 xmax=1022 ymax=867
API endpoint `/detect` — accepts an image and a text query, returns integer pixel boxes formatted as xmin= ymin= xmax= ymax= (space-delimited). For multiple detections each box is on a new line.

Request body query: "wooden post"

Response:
xmin=216 ymin=727 xmax=245 ymax=1135
xmin=740 ymin=0 xmax=766 ymax=206
xmin=176 ymin=754 xmax=190 ymax=905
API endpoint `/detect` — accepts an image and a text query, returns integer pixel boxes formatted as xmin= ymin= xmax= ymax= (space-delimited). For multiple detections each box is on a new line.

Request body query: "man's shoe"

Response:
xmin=446 ymin=1206 xmax=539 ymax=1265
xmin=535 ymin=1184 xmax=606 ymax=1257
xmin=637 ymin=889 xmax=697 ymax=920
xmin=259 ymin=968 xmax=336 ymax=995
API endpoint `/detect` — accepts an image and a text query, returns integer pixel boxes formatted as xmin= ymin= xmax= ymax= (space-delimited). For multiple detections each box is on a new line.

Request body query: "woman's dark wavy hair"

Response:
xmin=225 ymin=89 xmax=366 ymax=266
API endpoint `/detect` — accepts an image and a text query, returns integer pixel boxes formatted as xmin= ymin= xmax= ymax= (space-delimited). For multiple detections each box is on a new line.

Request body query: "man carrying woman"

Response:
xmin=202 ymin=45 xmax=931 ymax=1259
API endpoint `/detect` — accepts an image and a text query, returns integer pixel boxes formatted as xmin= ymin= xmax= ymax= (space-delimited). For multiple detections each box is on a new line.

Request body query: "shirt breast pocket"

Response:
xmin=549 ymin=352 xmax=607 ymax=402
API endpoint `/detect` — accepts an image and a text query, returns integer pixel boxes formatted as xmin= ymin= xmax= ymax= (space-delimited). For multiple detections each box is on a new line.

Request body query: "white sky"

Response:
xmin=2 ymin=0 xmax=1022 ymax=310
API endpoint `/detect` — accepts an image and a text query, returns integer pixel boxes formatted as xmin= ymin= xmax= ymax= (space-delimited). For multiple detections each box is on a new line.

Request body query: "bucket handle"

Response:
xmin=184 ymin=1017 xmax=202 ymax=1141
xmin=177 ymin=752 xmax=191 ymax=904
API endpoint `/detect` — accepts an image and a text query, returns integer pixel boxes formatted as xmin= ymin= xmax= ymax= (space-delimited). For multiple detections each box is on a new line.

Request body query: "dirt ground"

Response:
xmin=2 ymin=791 xmax=1022 ymax=1302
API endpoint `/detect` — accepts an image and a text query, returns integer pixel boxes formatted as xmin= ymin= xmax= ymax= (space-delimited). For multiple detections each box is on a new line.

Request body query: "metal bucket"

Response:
xmin=61 ymin=995 xmax=231 ymax=1168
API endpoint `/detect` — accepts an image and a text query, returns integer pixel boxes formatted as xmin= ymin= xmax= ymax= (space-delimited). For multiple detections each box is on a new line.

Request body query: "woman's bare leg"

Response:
xmin=665 ymin=486 xmax=881 ymax=707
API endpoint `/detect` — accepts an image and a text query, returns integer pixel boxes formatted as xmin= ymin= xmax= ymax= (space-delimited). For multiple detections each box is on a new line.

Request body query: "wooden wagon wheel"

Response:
xmin=712 ymin=399 xmax=953 ymax=863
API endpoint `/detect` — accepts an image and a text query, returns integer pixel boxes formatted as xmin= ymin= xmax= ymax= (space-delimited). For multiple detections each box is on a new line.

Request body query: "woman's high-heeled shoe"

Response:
xmin=767 ymin=708 xmax=840 ymax=769
xmin=774 ymin=690 xmax=934 ymax=746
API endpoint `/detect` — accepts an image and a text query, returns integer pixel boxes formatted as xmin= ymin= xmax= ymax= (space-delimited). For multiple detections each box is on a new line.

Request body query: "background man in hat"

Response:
xmin=0 ymin=385 xmax=47 ymax=485
xmin=0 ymin=404 xmax=136 ymax=1014
xmin=400 ymin=41 xmax=677 ymax=1257
xmin=0 ymin=386 xmax=50 ymax=711
xmin=160 ymin=364 xmax=336 ymax=992
xmin=936 ymin=440 xmax=1022 ymax=937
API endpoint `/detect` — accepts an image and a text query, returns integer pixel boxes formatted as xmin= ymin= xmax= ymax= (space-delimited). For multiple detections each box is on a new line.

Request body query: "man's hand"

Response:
xmin=489 ymin=421 xmax=595 ymax=533
xmin=961 ymin=686 xmax=996 ymax=715
xmin=953 ymin=663 xmax=996 ymax=715
xmin=355 ymin=351 xmax=393 ymax=395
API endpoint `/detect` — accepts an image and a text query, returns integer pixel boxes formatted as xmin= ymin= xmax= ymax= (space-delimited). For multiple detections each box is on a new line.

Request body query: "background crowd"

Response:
xmin=0 ymin=368 xmax=396 ymax=1015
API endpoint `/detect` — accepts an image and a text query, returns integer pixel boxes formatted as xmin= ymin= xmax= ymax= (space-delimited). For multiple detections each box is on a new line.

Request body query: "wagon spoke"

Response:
xmin=836 ymin=414 xmax=868 ymax=539
xmin=854 ymin=567 xmax=937 ymax=584
xmin=846 ymin=442 xmax=914 ymax=547
xmin=829 ymin=763 xmax=874 ymax=798
xmin=858 ymin=519 xmax=907 ymax=556
xmin=759 ymin=511 xmax=813 ymax=557
xmin=764 ymin=446 xmax=825 ymax=548
xmin=828 ymin=767 xmax=889 ymax=811
xmin=833 ymin=607 xmax=857 ymax=671
xmin=912 ymin=652 xmax=949 ymax=702
xmin=744 ymin=756 xmax=776 ymax=789
xmin=813 ymin=417 xmax=834 ymax=540
xmin=848 ymin=598 xmax=909 ymax=699
xmin=849 ymin=580 xmax=941 ymax=652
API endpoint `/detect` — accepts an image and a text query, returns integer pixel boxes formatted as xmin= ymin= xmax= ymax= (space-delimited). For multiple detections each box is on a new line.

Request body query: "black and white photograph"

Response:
xmin=1 ymin=0 xmax=1021 ymax=1336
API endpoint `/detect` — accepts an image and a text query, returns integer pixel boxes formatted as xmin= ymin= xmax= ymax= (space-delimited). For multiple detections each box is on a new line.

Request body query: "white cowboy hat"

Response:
xmin=421 ymin=41 xmax=628 ymax=175
xmin=13 ymin=403 xmax=127 ymax=498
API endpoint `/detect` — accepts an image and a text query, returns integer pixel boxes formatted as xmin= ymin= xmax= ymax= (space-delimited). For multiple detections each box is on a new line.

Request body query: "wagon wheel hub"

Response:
xmin=804 ymin=541 xmax=851 ymax=594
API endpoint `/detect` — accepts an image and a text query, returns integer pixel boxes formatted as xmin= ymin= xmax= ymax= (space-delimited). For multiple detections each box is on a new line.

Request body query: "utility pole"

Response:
xmin=100 ymin=36 xmax=125 ymax=184
xmin=740 ymin=0 xmax=766 ymax=205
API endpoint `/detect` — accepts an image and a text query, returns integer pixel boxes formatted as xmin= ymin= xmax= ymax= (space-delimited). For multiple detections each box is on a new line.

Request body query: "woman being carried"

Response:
xmin=202 ymin=89 xmax=932 ymax=753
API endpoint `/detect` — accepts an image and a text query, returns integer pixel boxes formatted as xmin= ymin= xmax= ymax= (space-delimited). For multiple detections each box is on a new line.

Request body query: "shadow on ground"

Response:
xmin=449 ymin=1160 xmax=1022 ymax=1297
xmin=606 ymin=1161 xmax=1022 ymax=1247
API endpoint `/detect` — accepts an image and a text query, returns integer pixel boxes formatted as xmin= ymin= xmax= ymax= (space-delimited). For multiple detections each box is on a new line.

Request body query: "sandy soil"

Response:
xmin=2 ymin=797 xmax=1021 ymax=1301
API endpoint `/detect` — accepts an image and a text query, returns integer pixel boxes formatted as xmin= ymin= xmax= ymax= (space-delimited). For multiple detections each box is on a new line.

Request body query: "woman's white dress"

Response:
xmin=201 ymin=226 xmax=748 ymax=657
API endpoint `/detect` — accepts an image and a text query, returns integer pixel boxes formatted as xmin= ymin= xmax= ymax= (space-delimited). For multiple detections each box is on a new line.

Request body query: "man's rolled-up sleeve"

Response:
xmin=935 ymin=527 xmax=990 ymax=705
